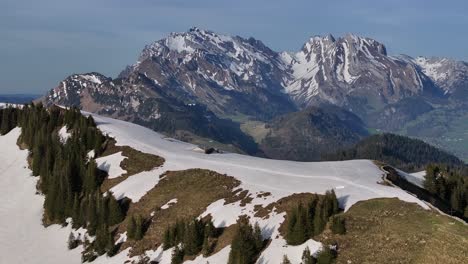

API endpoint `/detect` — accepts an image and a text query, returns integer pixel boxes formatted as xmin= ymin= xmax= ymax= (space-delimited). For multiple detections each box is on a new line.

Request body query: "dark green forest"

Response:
xmin=0 ymin=104 xmax=124 ymax=261
xmin=424 ymin=164 xmax=468 ymax=218
xmin=322 ymin=133 xmax=464 ymax=172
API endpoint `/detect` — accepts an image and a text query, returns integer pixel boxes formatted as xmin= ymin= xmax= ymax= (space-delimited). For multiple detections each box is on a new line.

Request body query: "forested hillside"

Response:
xmin=0 ymin=104 xmax=129 ymax=260
xmin=322 ymin=133 xmax=465 ymax=172
xmin=424 ymin=164 xmax=468 ymax=218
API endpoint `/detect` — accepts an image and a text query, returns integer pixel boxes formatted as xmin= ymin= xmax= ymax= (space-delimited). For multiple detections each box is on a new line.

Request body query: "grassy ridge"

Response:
xmin=320 ymin=198 xmax=468 ymax=264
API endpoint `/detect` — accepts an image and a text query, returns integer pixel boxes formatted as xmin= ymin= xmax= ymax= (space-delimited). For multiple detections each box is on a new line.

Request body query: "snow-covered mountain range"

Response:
xmin=42 ymin=28 xmax=468 ymax=160
xmin=45 ymin=28 xmax=467 ymax=117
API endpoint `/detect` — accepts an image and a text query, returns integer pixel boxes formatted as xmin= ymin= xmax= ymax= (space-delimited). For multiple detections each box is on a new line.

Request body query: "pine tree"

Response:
xmin=134 ymin=215 xmax=144 ymax=240
xmin=1 ymin=108 xmax=10 ymax=134
xmin=330 ymin=190 xmax=339 ymax=214
xmin=107 ymin=193 xmax=123 ymax=226
xmin=127 ymin=216 xmax=137 ymax=240
xmin=302 ymin=246 xmax=316 ymax=264
xmin=171 ymin=245 xmax=184 ymax=264
xmin=201 ymin=235 xmax=214 ymax=257
xmin=84 ymin=160 xmax=98 ymax=194
xmin=183 ymin=219 xmax=203 ymax=255
xmin=330 ymin=215 xmax=346 ymax=235
xmin=68 ymin=232 xmax=79 ymax=249
xmin=253 ymin=223 xmax=263 ymax=250
xmin=316 ymin=246 xmax=335 ymax=264
xmin=71 ymin=194 xmax=82 ymax=228
xmin=163 ymin=227 xmax=174 ymax=250
xmin=204 ymin=220 xmax=216 ymax=238
xmin=281 ymin=255 xmax=291 ymax=264
xmin=286 ymin=203 xmax=309 ymax=245
xmin=313 ymin=199 xmax=325 ymax=236
xmin=86 ymin=194 xmax=97 ymax=235
xmin=228 ymin=217 xmax=263 ymax=264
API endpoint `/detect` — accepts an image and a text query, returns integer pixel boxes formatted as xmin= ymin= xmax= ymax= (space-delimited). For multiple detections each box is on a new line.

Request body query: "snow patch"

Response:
xmin=161 ymin=198 xmax=178 ymax=210
xmin=81 ymin=74 xmax=103 ymax=84
xmin=95 ymin=152 xmax=127 ymax=179
xmin=58 ymin=126 xmax=71 ymax=143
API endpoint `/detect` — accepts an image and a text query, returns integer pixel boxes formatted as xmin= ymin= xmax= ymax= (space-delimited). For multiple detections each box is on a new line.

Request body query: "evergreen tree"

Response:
xmin=68 ymin=232 xmax=79 ymax=249
xmin=281 ymin=255 xmax=292 ymax=264
xmin=107 ymin=193 xmax=123 ymax=226
xmin=71 ymin=194 xmax=82 ymax=228
xmin=84 ymin=160 xmax=98 ymax=194
xmin=316 ymin=246 xmax=335 ymax=264
xmin=171 ymin=245 xmax=184 ymax=264
xmin=201 ymin=235 xmax=214 ymax=257
xmin=330 ymin=215 xmax=346 ymax=235
xmin=134 ymin=215 xmax=144 ymax=240
xmin=228 ymin=218 xmax=263 ymax=264
xmin=0 ymin=108 xmax=10 ymax=134
xmin=127 ymin=216 xmax=137 ymax=240
xmin=253 ymin=223 xmax=263 ymax=250
xmin=302 ymin=247 xmax=316 ymax=264
xmin=286 ymin=203 xmax=309 ymax=245
xmin=313 ymin=199 xmax=325 ymax=235
xmin=183 ymin=219 xmax=203 ymax=255
xmin=163 ymin=227 xmax=174 ymax=250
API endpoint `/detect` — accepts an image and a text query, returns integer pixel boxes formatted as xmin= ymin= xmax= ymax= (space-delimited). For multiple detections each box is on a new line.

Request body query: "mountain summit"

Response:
xmin=43 ymin=28 xmax=468 ymax=160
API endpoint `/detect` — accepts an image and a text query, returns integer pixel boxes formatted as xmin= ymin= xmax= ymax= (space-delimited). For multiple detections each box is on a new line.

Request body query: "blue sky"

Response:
xmin=1 ymin=0 xmax=467 ymax=94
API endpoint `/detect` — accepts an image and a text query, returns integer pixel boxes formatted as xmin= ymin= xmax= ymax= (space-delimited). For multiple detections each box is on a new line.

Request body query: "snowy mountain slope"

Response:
xmin=410 ymin=56 xmax=468 ymax=96
xmin=42 ymin=29 xmax=468 ymax=161
xmin=44 ymin=72 xmax=259 ymax=155
xmin=123 ymin=27 xmax=297 ymax=118
xmin=280 ymin=34 xmax=436 ymax=109
xmin=90 ymin=113 xmax=432 ymax=263
xmin=0 ymin=128 xmax=82 ymax=264
xmin=91 ymin=113 xmax=428 ymax=211
xmin=0 ymin=113 xmax=441 ymax=264
xmin=45 ymin=28 xmax=466 ymax=122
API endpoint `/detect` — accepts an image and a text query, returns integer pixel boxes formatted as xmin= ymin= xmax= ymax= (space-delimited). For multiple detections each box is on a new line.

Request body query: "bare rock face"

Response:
xmin=410 ymin=56 xmax=468 ymax=99
xmin=280 ymin=34 xmax=440 ymax=115
xmin=123 ymin=27 xmax=297 ymax=119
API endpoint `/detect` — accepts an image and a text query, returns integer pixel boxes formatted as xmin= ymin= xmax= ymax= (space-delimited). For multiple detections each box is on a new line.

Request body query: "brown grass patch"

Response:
xmin=99 ymin=139 xmax=165 ymax=191
xmin=319 ymin=198 xmax=468 ymax=264
xmin=117 ymin=169 xmax=241 ymax=256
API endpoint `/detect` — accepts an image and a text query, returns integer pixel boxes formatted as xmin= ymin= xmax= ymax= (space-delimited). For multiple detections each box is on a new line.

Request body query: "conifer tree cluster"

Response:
xmin=0 ymin=106 xmax=20 ymax=135
xmin=162 ymin=218 xmax=219 ymax=263
xmin=424 ymin=164 xmax=468 ymax=218
xmin=301 ymin=246 xmax=316 ymax=264
xmin=228 ymin=217 xmax=264 ymax=264
xmin=0 ymin=104 xmax=126 ymax=259
xmin=299 ymin=245 xmax=336 ymax=264
xmin=286 ymin=190 xmax=340 ymax=245
xmin=330 ymin=215 xmax=346 ymax=235
xmin=315 ymin=246 xmax=336 ymax=264
xmin=127 ymin=215 xmax=145 ymax=241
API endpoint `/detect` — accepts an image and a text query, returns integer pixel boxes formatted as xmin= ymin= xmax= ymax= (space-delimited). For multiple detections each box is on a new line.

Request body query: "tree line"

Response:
xmin=286 ymin=190 xmax=344 ymax=245
xmin=162 ymin=217 xmax=223 ymax=264
xmin=0 ymin=104 xmax=125 ymax=261
xmin=322 ymin=133 xmax=464 ymax=172
xmin=424 ymin=164 xmax=468 ymax=219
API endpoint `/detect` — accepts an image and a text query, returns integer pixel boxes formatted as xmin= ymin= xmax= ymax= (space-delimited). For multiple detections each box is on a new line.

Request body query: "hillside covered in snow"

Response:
xmin=1 ymin=105 xmax=467 ymax=264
